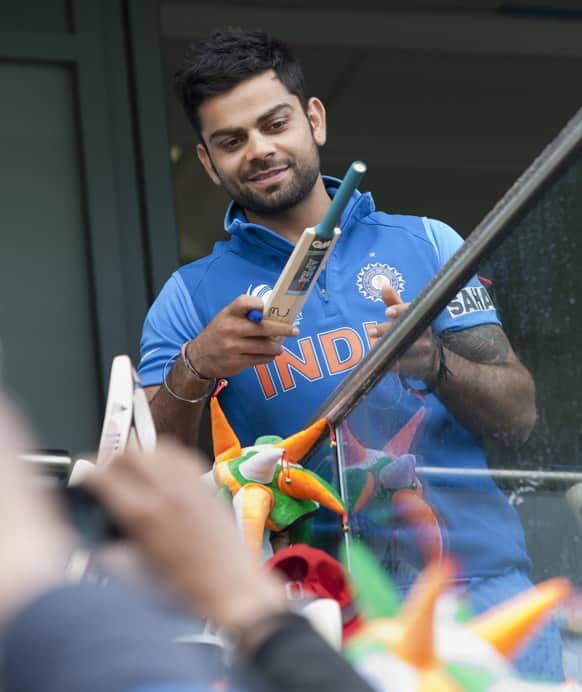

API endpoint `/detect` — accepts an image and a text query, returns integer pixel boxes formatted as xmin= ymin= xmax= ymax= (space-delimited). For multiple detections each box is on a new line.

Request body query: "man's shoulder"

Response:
xmin=146 ymin=242 xmax=242 ymax=332
xmin=356 ymin=210 xmax=437 ymax=243
xmin=175 ymin=239 xmax=239 ymax=285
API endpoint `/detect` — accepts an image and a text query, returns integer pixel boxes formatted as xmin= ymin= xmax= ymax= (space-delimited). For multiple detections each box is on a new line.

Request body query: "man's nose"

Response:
xmin=245 ymin=130 xmax=276 ymax=161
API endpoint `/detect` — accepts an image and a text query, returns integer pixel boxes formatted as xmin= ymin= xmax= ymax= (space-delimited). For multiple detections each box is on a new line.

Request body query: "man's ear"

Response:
xmin=196 ymin=143 xmax=222 ymax=186
xmin=306 ymin=97 xmax=327 ymax=147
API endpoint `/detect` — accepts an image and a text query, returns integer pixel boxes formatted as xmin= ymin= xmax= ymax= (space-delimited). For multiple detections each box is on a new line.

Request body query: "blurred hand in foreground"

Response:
xmin=0 ymin=396 xmax=75 ymax=625
xmin=85 ymin=441 xmax=287 ymax=635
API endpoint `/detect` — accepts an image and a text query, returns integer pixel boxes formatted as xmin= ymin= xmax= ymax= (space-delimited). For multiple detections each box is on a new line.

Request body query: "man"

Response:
xmin=138 ymin=28 xmax=561 ymax=679
xmin=140 ymin=28 xmax=534 ymax=449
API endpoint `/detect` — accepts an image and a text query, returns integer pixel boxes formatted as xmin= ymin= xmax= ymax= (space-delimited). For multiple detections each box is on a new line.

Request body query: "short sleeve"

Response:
xmin=138 ymin=273 xmax=204 ymax=387
xmin=423 ymin=218 xmax=501 ymax=334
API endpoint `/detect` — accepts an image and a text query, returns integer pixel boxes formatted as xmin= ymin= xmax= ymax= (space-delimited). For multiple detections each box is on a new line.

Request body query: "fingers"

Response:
xmin=85 ymin=442 xmax=289 ymax=632
xmin=381 ymin=285 xmax=409 ymax=320
xmin=0 ymin=396 xmax=75 ymax=624
xmin=386 ymin=303 xmax=409 ymax=320
xmin=229 ymin=293 xmax=264 ymax=318
xmin=228 ymin=295 xmax=299 ymax=339
xmin=0 ymin=396 xmax=35 ymax=475
xmin=382 ymin=284 xmax=403 ymax=307
xmin=87 ymin=443 xmax=206 ymax=513
xmin=366 ymin=321 xmax=391 ymax=342
xmin=85 ymin=442 xmax=234 ymax=543
xmin=191 ymin=335 xmax=285 ymax=378
xmin=187 ymin=295 xmax=301 ymax=378
xmin=84 ymin=443 xmax=268 ymax=607
xmin=221 ymin=336 xmax=284 ymax=358
xmin=203 ymin=295 xmax=299 ymax=347
xmin=365 ymin=285 xmax=407 ymax=341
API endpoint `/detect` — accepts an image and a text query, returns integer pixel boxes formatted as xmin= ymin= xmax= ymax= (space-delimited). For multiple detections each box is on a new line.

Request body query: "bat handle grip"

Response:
xmin=316 ymin=160 xmax=366 ymax=239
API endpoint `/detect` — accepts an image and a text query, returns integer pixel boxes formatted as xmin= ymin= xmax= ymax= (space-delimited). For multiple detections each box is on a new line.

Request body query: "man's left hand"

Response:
xmin=365 ymin=284 xmax=440 ymax=386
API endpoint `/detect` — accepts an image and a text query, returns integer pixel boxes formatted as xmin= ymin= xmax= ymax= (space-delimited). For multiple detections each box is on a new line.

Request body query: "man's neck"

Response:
xmin=245 ymin=176 xmax=331 ymax=244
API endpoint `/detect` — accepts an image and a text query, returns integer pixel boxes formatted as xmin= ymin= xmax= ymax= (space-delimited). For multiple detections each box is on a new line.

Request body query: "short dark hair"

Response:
xmin=173 ymin=27 xmax=308 ymax=140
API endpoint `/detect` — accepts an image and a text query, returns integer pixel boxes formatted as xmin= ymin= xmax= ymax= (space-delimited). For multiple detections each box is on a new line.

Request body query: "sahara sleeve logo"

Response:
xmin=446 ymin=286 xmax=496 ymax=318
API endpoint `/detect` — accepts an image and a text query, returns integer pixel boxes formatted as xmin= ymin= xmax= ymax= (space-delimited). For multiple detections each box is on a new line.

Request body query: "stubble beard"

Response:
xmin=217 ymin=140 xmax=321 ymax=216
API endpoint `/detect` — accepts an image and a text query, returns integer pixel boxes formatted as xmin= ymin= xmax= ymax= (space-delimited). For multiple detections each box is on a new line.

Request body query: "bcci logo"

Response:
xmin=247 ymin=284 xmax=304 ymax=323
xmin=356 ymin=263 xmax=405 ymax=302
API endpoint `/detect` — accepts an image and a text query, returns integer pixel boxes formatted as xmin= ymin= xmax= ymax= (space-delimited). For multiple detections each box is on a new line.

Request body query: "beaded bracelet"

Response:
xmin=162 ymin=353 xmax=217 ymax=404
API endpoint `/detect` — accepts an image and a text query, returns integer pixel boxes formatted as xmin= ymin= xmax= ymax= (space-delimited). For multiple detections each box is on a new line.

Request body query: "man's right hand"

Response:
xmin=145 ymin=294 xmax=299 ymax=445
xmin=185 ymin=294 xmax=299 ymax=379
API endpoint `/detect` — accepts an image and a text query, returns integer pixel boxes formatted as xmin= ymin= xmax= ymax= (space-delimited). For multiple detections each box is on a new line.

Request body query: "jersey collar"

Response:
xmin=224 ymin=175 xmax=375 ymax=255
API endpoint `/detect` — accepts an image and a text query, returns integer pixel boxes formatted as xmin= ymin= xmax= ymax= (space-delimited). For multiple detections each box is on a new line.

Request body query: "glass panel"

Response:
xmin=160 ymin=18 xmax=582 ymax=679
xmin=303 ymin=146 xmax=582 ymax=682
xmin=0 ymin=1 xmax=71 ymax=33
xmin=0 ymin=63 xmax=101 ymax=455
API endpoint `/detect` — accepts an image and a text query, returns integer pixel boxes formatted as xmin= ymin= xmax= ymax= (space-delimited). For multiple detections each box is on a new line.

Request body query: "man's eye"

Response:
xmin=222 ymin=138 xmax=241 ymax=150
xmin=269 ymin=119 xmax=288 ymax=132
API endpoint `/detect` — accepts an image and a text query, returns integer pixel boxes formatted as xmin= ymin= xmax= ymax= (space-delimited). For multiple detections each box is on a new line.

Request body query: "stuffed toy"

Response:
xmin=343 ymin=541 xmax=579 ymax=691
xmin=342 ymin=422 xmax=444 ymax=565
xmin=203 ymin=380 xmax=347 ymax=559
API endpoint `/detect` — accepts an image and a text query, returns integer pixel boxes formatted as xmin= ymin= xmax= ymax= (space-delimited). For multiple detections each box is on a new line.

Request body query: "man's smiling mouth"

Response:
xmin=248 ymin=166 xmax=289 ymax=185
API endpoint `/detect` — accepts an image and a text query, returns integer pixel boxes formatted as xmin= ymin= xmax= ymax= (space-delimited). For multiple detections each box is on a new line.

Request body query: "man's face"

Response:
xmin=196 ymin=70 xmax=326 ymax=216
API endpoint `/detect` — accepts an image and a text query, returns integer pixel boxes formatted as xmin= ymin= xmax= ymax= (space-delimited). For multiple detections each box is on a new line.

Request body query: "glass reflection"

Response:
xmin=304 ymin=150 xmax=582 ymax=682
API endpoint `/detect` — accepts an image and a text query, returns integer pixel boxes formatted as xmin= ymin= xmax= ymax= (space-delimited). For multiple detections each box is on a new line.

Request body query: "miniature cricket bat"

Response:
xmin=64 ymin=355 xmax=157 ymax=562
xmin=94 ymin=355 xmax=157 ymax=467
xmin=249 ymin=161 xmax=367 ymax=326
xmin=70 ymin=355 xmax=157 ymax=483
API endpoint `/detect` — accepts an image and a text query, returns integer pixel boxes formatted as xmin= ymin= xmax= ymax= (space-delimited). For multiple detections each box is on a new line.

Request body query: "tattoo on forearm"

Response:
xmin=441 ymin=325 xmax=510 ymax=364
